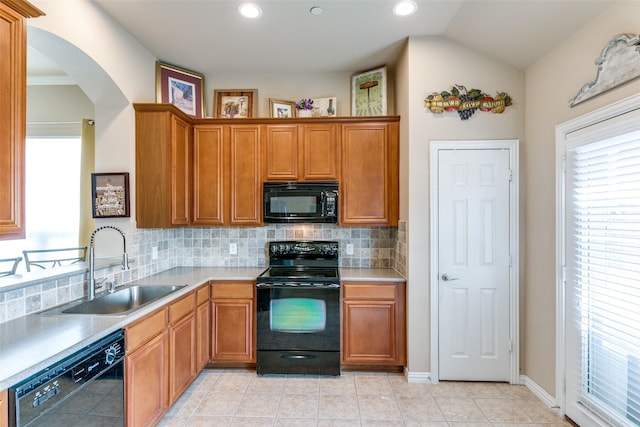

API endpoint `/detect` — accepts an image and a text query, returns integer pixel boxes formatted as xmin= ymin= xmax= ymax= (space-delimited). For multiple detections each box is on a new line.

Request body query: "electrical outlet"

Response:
xmin=152 ymin=246 xmax=158 ymax=260
xmin=346 ymin=243 xmax=354 ymax=255
xmin=229 ymin=243 xmax=237 ymax=255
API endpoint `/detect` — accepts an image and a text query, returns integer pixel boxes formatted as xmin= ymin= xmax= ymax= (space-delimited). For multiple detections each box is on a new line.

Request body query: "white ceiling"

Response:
xmin=28 ymin=0 xmax=615 ymax=81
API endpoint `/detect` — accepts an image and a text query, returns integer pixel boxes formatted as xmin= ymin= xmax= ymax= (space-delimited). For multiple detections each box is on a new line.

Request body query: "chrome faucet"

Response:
xmin=88 ymin=226 xmax=130 ymax=300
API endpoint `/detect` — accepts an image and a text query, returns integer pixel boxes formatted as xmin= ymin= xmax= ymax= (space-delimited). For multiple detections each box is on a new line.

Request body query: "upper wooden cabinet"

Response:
xmin=227 ymin=125 xmax=262 ymax=225
xmin=263 ymin=124 xmax=299 ymax=181
xmin=303 ymin=124 xmax=340 ymax=180
xmin=192 ymin=123 xmax=262 ymax=226
xmin=263 ymin=123 xmax=339 ymax=181
xmin=0 ymin=0 xmax=43 ymax=240
xmin=192 ymin=125 xmax=224 ymax=225
xmin=340 ymin=120 xmax=399 ymax=226
xmin=134 ymin=105 xmax=399 ymax=227
xmin=135 ymin=105 xmax=191 ymax=228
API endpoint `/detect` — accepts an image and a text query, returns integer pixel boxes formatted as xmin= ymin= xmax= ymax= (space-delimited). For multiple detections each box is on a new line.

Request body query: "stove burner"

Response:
xmin=258 ymin=241 xmax=340 ymax=284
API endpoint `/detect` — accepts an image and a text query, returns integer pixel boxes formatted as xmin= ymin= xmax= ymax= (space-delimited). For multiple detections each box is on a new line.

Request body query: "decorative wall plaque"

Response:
xmin=569 ymin=33 xmax=640 ymax=107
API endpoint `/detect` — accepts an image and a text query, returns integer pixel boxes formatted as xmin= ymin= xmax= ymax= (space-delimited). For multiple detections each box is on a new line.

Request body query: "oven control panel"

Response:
xmin=269 ymin=241 xmax=338 ymax=256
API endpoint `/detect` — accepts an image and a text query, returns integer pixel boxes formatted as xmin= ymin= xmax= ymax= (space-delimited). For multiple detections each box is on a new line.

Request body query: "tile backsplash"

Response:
xmin=0 ymin=223 xmax=406 ymax=323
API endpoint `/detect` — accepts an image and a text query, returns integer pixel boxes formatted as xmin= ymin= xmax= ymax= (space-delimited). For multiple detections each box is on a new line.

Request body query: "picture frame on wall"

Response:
xmin=311 ymin=97 xmax=337 ymax=117
xmin=155 ymin=61 xmax=205 ymax=118
xmin=213 ymin=89 xmax=258 ymax=118
xmin=91 ymin=172 xmax=130 ymax=218
xmin=351 ymin=65 xmax=387 ymax=116
xmin=269 ymin=99 xmax=295 ymax=118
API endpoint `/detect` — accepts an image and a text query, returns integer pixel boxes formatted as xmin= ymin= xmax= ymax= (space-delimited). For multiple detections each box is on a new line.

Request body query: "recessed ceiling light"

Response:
xmin=310 ymin=6 xmax=323 ymax=16
xmin=238 ymin=3 xmax=262 ymax=18
xmin=393 ymin=0 xmax=417 ymax=16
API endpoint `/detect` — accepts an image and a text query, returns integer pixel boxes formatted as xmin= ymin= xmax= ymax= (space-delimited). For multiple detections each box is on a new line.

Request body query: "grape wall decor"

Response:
xmin=423 ymin=85 xmax=512 ymax=120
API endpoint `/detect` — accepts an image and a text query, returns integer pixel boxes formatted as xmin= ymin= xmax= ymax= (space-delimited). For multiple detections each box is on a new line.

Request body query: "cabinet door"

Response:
xmin=211 ymin=298 xmax=254 ymax=362
xmin=0 ymin=2 xmax=42 ymax=239
xmin=169 ymin=311 xmax=197 ymax=404
xmin=196 ymin=300 xmax=210 ymax=370
xmin=340 ymin=122 xmax=399 ymax=225
xmin=343 ymin=299 xmax=398 ymax=364
xmin=196 ymin=284 xmax=210 ymax=371
xmin=171 ymin=115 xmax=191 ymax=225
xmin=125 ymin=332 xmax=169 ymax=427
xmin=263 ymin=125 xmax=299 ymax=181
xmin=341 ymin=282 xmax=406 ymax=366
xmin=210 ymin=281 xmax=255 ymax=362
xmin=0 ymin=389 xmax=7 ymax=427
xmin=226 ymin=125 xmax=262 ymax=225
xmin=302 ymin=124 xmax=339 ymax=180
xmin=193 ymin=125 xmax=224 ymax=225
xmin=135 ymin=106 xmax=192 ymax=228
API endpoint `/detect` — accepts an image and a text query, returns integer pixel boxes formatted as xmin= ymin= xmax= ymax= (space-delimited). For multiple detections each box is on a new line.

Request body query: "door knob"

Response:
xmin=441 ymin=273 xmax=459 ymax=281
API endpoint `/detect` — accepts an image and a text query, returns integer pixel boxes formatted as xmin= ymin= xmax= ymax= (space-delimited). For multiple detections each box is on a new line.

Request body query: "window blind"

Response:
xmin=565 ymin=129 xmax=640 ymax=427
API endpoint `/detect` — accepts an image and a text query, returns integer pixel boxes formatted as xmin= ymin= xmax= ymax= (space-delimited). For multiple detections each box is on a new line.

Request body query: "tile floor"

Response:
xmin=157 ymin=369 xmax=570 ymax=427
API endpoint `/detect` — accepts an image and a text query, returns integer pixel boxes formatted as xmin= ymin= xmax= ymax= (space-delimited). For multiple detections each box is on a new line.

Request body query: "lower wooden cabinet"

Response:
xmin=125 ymin=308 xmax=169 ymax=427
xmin=210 ymin=282 xmax=255 ymax=362
xmin=341 ymin=281 xmax=406 ymax=366
xmin=196 ymin=284 xmax=211 ymax=370
xmin=1 ymin=389 xmax=7 ymax=427
xmin=125 ymin=290 xmax=200 ymax=426
xmin=168 ymin=293 xmax=197 ymax=404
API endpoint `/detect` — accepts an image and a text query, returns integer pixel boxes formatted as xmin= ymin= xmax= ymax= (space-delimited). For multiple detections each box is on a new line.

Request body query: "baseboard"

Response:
xmin=405 ymin=368 xmax=432 ymax=384
xmin=520 ymin=375 xmax=561 ymax=410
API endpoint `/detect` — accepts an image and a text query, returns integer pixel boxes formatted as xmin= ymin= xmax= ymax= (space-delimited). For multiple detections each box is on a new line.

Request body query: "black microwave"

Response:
xmin=263 ymin=182 xmax=338 ymax=223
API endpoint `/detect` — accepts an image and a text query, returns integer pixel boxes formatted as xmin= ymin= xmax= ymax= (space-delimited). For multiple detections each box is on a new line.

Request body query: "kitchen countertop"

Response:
xmin=0 ymin=266 xmax=404 ymax=390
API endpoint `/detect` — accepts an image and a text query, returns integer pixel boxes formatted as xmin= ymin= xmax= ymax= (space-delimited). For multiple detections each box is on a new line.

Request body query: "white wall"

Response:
xmin=524 ymin=1 xmax=640 ymax=396
xmin=403 ymin=36 xmax=525 ymax=375
xmin=204 ymin=72 xmax=355 ymax=118
xmin=28 ymin=0 xmax=157 ymax=255
xmin=27 ymin=85 xmax=93 ymax=124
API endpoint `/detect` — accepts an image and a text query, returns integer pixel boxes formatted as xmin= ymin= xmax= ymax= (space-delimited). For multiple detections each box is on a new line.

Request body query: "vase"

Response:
xmin=297 ymin=109 xmax=312 ymax=118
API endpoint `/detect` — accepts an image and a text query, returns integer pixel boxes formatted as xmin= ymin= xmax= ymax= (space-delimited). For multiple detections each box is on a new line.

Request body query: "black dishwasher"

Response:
xmin=8 ymin=330 xmax=125 ymax=427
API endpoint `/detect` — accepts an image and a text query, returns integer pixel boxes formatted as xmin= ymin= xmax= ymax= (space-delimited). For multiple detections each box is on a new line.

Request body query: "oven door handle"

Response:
xmin=256 ymin=283 xmax=340 ymax=289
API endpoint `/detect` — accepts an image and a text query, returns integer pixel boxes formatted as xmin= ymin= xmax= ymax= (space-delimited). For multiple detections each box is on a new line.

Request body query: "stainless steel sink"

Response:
xmin=51 ymin=285 xmax=185 ymax=315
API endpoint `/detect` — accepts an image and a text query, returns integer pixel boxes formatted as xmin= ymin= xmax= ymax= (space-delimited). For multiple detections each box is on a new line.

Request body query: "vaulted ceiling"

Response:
xmin=28 ymin=0 xmax=615 ymax=80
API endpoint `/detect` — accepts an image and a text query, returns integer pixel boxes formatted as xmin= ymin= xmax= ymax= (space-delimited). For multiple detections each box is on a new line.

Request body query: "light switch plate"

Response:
xmin=152 ymin=247 xmax=158 ymax=260
xmin=346 ymin=243 xmax=354 ymax=255
xmin=229 ymin=243 xmax=237 ymax=255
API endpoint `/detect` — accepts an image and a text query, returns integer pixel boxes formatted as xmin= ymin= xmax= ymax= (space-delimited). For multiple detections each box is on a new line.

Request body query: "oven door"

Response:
xmin=256 ymin=283 xmax=340 ymax=375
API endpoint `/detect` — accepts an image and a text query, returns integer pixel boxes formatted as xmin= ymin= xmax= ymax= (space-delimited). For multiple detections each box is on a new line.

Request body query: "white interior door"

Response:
xmin=436 ymin=148 xmax=512 ymax=381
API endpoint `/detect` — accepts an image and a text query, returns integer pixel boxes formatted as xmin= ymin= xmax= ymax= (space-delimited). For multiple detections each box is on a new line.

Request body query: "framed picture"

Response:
xmin=351 ymin=65 xmax=387 ymax=116
xmin=311 ymin=97 xmax=337 ymax=117
xmin=269 ymin=99 xmax=295 ymax=118
xmin=213 ymin=89 xmax=258 ymax=118
xmin=156 ymin=61 xmax=205 ymax=118
xmin=91 ymin=172 xmax=130 ymax=218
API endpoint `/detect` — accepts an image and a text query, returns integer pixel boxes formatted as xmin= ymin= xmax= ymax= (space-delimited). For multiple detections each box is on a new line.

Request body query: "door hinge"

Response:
xmin=507 ymin=169 xmax=513 ymax=182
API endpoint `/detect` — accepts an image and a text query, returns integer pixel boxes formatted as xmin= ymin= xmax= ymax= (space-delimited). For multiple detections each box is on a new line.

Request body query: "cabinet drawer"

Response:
xmin=170 ymin=292 xmax=196 ymax=324
xmin=196 ymin=284 xmax=209 ymax=306
xmin=211 ymin=282 xmax=254 ymax=299
xmin=342 ymin=282 xmax=397 ymax=300
xmin=126 ymin=308 xmax=168 ymax=352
